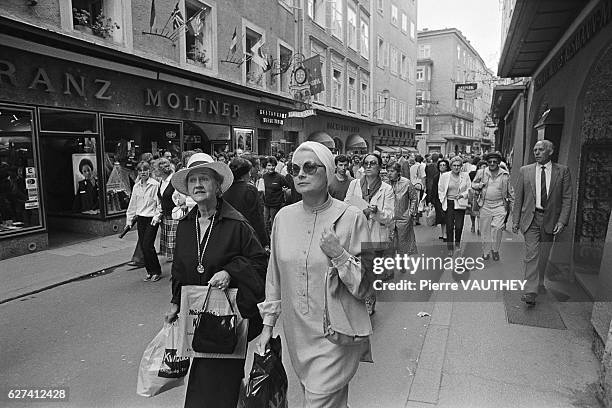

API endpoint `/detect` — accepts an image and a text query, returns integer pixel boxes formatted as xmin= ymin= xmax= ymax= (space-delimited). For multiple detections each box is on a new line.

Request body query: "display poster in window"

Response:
xmin=233 ymin=128 xmax=253 ymax=152
xmin=72 ymin=153 xmax=100 ymax=214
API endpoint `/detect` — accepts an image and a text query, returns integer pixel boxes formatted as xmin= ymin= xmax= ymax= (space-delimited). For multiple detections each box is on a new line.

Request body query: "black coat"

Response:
xmin=223 ymin=180 xmax=269 ymax=246
xmin=171 ymin=199 xmax=268 ymax=340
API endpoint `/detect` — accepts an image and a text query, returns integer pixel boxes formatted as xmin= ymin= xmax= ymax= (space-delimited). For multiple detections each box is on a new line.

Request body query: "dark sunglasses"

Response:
xmin=363 ymin=160 xmax=379 ymax=167
xmin=292 ymin=161 xmax=325 ymax=175
xmin=487 ymin=160 xmax=499 ymax=164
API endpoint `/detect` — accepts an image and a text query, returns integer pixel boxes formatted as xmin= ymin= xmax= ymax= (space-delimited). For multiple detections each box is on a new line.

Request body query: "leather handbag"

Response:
xmin=192 ymin=288 xmax=238 ymax=354
xmin=323 ymin=205 xmax=372 ymax=346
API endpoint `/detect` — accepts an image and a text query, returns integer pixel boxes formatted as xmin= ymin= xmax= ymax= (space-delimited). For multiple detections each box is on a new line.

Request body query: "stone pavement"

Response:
xmin=0 ymin=230 xmax=138 ymax=304
xmin=0 ymin=221 xmax=602 ymax=407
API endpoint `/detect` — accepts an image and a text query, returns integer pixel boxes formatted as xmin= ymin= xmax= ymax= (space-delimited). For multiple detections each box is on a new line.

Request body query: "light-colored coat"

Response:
xmin=438 ymin=171 xmax=470 ymax=211
xmin=345 ymin=179 xmax=395 ymax=244
xmin=471 ymin=166 xmax=514 ymax=209
xmin=512 ymin=162 xmax=572 ymax=234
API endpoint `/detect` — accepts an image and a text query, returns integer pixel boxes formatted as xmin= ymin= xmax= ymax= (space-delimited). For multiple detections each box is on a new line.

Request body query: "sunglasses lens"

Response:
xmin=364 ymin=161 xmax=377 ymax=167
xmin=292 ymin=164 xmax=300 ymax=174
xmin=302 ymin=162 xmax=318 ymax=174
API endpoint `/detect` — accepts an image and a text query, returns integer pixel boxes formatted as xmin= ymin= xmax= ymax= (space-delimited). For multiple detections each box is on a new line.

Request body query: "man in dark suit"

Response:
xmin=512 ymin=140 xmax=572 ymax=306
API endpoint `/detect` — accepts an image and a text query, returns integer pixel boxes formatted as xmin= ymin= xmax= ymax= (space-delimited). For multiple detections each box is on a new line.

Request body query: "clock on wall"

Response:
xmin=293 ymin=67 xmax=307 ymax=85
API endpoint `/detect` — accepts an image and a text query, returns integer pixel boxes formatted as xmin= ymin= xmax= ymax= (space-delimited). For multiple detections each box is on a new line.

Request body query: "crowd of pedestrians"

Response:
xmin=124 ymin=140 xmax=571 ymax=408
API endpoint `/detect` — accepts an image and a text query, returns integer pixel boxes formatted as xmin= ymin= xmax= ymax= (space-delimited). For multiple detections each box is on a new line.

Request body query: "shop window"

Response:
xmin=360 ymin=17 xmax=369 ymax=59
xmin=245 ymin=28 xmax=266 ymax=88
xmin=39 ymin=108 xmax=97 ymax=133
xmin=332 ymin=69 xmax=343 ymax=108
xmin=391 ymin=4 xmax=398 ymax=26
xmin=101 ymin=117 xmax=180 ymax=215
xmin=71 ymin=0 xmax=122 ymax=42
xmin=184 ymin=1 xmax=215 ymax=71
xmin=39 ymin=134 xmax=102 ymax=217
xmin=278 ymin=45 xmax=293 ymax=94
xmin=390 ymin=46 xmax=398 ymax=75
xmin=0 ymin=107 xmax=42 ymax=234
xmin=331 ymin=0 xmax=343 ymax=41
xmin=347 ymin=5 xmax=357 ymax=50
xmin=348 ymin=77 xmax=356 ymax=112
xmin=361 ymin=82 xmax=369 ymax=116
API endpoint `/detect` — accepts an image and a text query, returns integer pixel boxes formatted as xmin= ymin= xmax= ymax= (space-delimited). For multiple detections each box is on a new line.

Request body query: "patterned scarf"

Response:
xmin=360 ymin=176 xmax=382 ymax=203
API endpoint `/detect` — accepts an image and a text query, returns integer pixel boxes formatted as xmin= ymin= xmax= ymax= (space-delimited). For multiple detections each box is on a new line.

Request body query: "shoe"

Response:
xmin=492 ymin=251 xmax=500 ymax=261
xmin=143 ymin=275 xmax=152 ymax=282
xmin=128 ymin=261 xmax=145 ymax=267
xmin=482 ymin=253 xmax=490 ymax=260
xmin=151 ymin=274 xmax=161 ymax=282
xmin=521 ymin=293 xmax=536 ymax=306
xmin=471 ymin=225 xmax=475 ymax=233
xmin=477 ymin=229 xmax=481 ymax=236
xmin=438 ymin=236 xmax=445 ymax=241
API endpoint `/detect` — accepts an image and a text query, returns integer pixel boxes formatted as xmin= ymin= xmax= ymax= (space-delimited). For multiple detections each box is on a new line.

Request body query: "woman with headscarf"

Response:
xmin=164 ymin=153 xmax=267 ymax=408
xmin=257 ymin=142 xmax=372 ymax=408
xmin=344 ymin=153 xmax=395 ymax=315
xmin=432 ymin=159 xmax=450 ymax=242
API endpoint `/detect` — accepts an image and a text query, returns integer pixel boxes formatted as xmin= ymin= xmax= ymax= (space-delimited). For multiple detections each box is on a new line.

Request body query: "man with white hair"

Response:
xmin=512 ymin=140 xmax=572 ymax=306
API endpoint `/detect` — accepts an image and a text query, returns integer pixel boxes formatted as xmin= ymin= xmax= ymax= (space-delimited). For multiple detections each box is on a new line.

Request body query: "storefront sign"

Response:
xmin=288 ymin=109 xmax=316 ymax=118
xmin=0 ymin=50 xmax=244 ymax=122
xmin=535 ymin=0 xmax=612 ymax=90
xmin=24 ymin=200 xmax=39 ymax=210
xmin=327 ymin=122 xmax=360 ymax=133
xmin=377 ymin=127 xmax=416 ymax=147
xmin=258 ymin=108 xmax=287 ymax=125
xmin=455 ymin=83 xmax=478 ymax=100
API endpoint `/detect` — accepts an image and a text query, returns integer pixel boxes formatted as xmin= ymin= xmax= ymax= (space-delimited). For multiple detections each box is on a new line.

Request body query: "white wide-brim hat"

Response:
xmin=171 ymin=153 xmax=234 ymax=196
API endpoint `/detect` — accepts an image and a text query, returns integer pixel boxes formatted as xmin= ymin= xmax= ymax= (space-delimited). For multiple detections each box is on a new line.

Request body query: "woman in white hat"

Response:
xmin=257 ymin=141 xmax=372 ymax=408
xmin=164 ymin=153 xmax=268 ymax=408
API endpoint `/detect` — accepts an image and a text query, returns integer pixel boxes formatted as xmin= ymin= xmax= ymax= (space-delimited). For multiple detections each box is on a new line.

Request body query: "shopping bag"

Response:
xmin=136 ymin=322 xmax=190 ymax=397
xmin=425 ymin=204 xmax=436 ymax=226
xmin=192 ymin=288 xmax=238 ymax=354
xmin=237 ymin=336 xmax=288 ymax=408
xmin=176 ymin=286 xmax=248 ymax=359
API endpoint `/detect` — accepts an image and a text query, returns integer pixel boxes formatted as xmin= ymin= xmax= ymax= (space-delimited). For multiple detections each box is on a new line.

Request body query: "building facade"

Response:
xmin=369 ymin=0 xmax=418 ymax=155
xmin=416 ymin=28 xmax=494 ymax=156
xmin=492 ymin=0 xmax=612 ymax=404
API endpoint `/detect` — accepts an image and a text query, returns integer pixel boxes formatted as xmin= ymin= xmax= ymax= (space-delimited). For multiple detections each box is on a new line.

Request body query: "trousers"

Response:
xmin=300 ymin=384 xmax=349 ymax=408
xmin=136 ymin=216 xmax=161 ymax=276
xmin=264 ymin=205 xmax=281 ymax=237
xmin=445 ymin=200 xmax=465 ymax=250
xmin=522 ymin=211 xmax=554 ymax=294
xmin=479 ymin=204 xmax=506 ymax=253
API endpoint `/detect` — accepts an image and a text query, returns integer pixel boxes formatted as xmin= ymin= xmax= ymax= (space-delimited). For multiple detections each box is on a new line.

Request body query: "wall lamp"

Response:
xmin=372 ymin=89 xmax=390 ymax=116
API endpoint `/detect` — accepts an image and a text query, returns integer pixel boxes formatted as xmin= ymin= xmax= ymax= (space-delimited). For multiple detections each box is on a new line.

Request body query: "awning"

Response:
xmin=443 ymin=135 xmax=477 ymax=142
xmin=346 ymin=134 xmax=367 ymax=149
xmin=307 ymin=131 xmax=335 ymax=148
xmin=491 ymin=85 xmax=527 ymax=121
xmin=498 ymin=0 xmax=590 ymax=77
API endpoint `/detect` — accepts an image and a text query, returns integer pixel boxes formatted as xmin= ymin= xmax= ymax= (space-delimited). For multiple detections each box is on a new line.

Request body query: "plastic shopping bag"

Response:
xmin=237 ymin=336 xmax=288 ymax=408
xmin=425 ymin=204 xmax=436 ymax=227
xmin=136 ymin=322 xmax=190 ymax=397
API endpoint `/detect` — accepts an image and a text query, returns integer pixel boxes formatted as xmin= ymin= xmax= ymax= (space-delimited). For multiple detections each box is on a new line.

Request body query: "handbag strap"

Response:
xmin=202 ymin=286 xmax=236 ymax=314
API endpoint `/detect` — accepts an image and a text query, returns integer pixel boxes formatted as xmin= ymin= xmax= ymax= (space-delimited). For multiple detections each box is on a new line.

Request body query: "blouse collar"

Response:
xmin=302 ymin=194 xmax=333 ymax=213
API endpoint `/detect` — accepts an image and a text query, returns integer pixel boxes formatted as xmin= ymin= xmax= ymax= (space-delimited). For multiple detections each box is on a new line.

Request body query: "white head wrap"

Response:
xmin=293 ymin=141 xmax=336 ymax=183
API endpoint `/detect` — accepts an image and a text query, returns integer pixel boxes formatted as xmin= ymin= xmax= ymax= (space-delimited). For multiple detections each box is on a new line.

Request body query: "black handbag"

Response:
xmin=192 ymin=287 xmax=238 ymax=354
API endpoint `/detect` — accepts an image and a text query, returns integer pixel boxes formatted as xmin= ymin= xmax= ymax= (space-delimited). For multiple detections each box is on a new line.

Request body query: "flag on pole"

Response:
xmin=149 ymin=0 xmax=156 ymax=29
xmin=250 ymin=37 xmax=266 ymax=68
xmin=186 ymin=9 xmax=204 ymax=37
xmin=229 ymin=27 xmax=238 ymax=54
xmin=170 ymin=3 xmax=185 ymax=30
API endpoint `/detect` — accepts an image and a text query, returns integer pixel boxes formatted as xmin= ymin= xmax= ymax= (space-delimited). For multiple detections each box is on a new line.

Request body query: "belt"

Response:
xmin=535 ymin=208 xmax=545 ymax=213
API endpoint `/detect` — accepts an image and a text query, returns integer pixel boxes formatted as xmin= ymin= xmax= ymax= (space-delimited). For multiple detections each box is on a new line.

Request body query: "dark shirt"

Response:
xmin=171 ymin=199 xmax=268 ymax=340
xmin=284 ymin=174 xmax=302 ymax=205
xmin=328 ymin=174 xmax=354 ymax=201
xmin=223 ymin=180 xmax=269 ymax=246
xmin=263 ymin=171 xmax=288 ymax=208
xmin=158 ymin=182 xmax=176 ymax=216
xmin=425 ymin=163 xmax=440 ymax=195
xmin=72 ymin=179 xmax=99 ymax=212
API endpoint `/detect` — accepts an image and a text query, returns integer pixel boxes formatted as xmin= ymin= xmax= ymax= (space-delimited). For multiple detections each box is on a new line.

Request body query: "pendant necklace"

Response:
xmin=195 ymin=211 xmax=215 ymax=274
